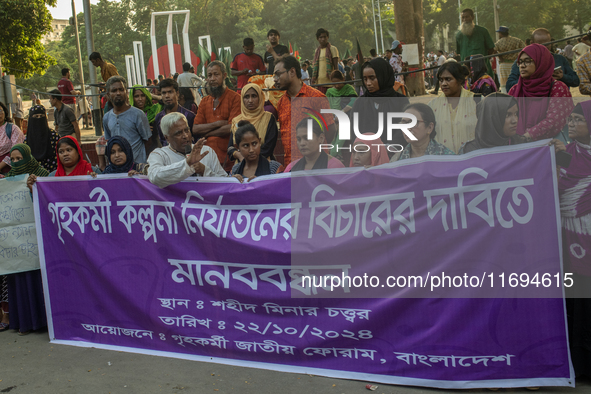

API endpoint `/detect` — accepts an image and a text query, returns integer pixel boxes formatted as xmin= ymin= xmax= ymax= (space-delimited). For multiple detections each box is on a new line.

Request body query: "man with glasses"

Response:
xmin=147 ymin=112 xmax=227 ymax=188
xmin=274 ymin=55 xmax=335 ymax=166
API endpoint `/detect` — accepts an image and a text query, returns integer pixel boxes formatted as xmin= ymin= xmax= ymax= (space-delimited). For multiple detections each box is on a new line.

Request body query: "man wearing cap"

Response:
xmin=455 ymin=8 xmax=495 ymax=75
xmin=493 ymin=26 xmax=525 ymax=93
xmin=390 ymin=40 xmax=405 ymax=84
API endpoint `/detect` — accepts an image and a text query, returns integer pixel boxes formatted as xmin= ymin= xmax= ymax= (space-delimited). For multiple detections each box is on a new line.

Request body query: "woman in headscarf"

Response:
xmin=459 ymin=93 xmax=530 ymax=154
xmin=469 ymin=54 xmax=497 ymax=96
xmin=508 ymin=43 xmax=573 ymax=141
xmin=326 ymin=70 xmax=357 ymax=112
xmin=24 ymin=105 xmax=59 ymax=173
xmin=348 ymin=57 xmax=410 ymax=161
xmin=428 ymin=61 xmax=478 ymax=153
xmin=284 ymin=118 xmax=345 ymax=172
xmin=230 ymin=121 xmax=283 ymax=182
xmin=559 ymin=101 xmax=591 ymax=378
xmin=1 ymin=144 xmax=49 ymax=334
xmin=26 ymin=136 xmax=94 ymax=193
xmin=397 ymin=103 xmax=455 ymax=160
xmin=129 ymin=84 xmax=163 ymax=155
xmin=97 ymin=135 xmax=148 ymax=175
xmin=0 ymin=101 xmax=25 ymax=176
xmin=350 ymin=133 xmax=389 ymax=167
xmin=228 ymin=83 xmax=278 ymax=163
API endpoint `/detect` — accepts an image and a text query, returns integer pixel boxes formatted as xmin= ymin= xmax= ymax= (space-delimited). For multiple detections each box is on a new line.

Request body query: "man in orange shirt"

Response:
xmin=274 ymin=55 xmax=335 ymax=166
xmin=194 ymin=61 xmax=241 ymax=172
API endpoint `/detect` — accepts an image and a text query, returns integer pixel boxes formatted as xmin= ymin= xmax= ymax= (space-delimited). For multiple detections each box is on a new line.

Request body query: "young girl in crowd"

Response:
xmin=284 ymin=118 xmax=345 ymax=172
xmin=230 ymin=121 xmax=282 ymax=183
xmin=350 ymin=133 xmax=389 ymax=167
xmin=97 ymin=135 xmax=148 ymax=175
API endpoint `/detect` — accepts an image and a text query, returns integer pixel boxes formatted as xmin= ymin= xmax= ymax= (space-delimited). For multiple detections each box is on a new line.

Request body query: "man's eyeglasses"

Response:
xmin=517 ymin=58 xmax=535 ymax=67
xmin=566 ymin=116 xmax=587 ymax=125
xmin=273 ymin=70 xmax=288 ymax=78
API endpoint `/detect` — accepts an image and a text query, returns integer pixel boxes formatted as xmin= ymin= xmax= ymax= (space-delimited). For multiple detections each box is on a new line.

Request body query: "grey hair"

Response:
xmin=106 ymin=75 xmax=127 ymax=93
xmin=207 ymin=60 xmax=226 ymax=74
xmin=161 ymin=112 xmax=188 ymax=137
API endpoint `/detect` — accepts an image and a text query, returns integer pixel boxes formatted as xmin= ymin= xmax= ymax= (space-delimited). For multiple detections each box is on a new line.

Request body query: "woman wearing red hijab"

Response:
xmin=26 ymin=136 xmax=93 ymax=189
xmin=508 ymin=43 xmax=573 ymax=141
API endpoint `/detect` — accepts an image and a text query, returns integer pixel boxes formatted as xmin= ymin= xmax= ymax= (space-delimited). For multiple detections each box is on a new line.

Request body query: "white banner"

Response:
xmin=0 ymin=174 xmax=39 ymax=274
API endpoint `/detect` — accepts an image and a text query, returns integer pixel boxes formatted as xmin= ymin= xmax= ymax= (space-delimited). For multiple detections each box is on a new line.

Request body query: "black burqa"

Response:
xmin=462 ymin=93 xmax=527 ymax=153
xmin=350 ymin=57 xmax=410 ymax=148
xmin=26 ymin=105 xmax=54 ymax=162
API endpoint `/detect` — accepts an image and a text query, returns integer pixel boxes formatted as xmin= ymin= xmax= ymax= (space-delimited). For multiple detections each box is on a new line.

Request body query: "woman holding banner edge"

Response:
xmin=1 ymin=144 xmax=49 ymax=335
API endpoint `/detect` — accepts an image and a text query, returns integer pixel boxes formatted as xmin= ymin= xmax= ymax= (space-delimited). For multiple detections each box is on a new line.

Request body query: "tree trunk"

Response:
xmin=392 ymin=0 xmax=425 ymax=96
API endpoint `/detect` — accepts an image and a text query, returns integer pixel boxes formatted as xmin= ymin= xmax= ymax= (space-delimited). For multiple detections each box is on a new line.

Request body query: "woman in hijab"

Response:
xmin=130 ymin=84 xmax=163 ymax=154
xmin=559 ymin=102 xmax=591 ymax=379
xmin=428 ymin=62 xmax=478 ymax=153
xmin=97 ymin=135 xmax=148 ymax=175
xmin=469 ymin=54 xmax=497 ymax=96
xmin=348 ymin=57 xmax=410 ymax=163
xmin=230 ymin=121 xmax=283 ymax=182
xmin=24 ymin=105 xmax=59 ymax=173
xmin=508 ymin=43 xmax=573 ymax=141
xmin=459 ymin=93 xmax=529 ymax=154
xmin=228 ymin=83 xmax=278 ymax=163
xmin=397 ymin=103 xmax=455 ymax=160
xmin=350 ymin=133 xmax=389 ymax=167
xmin=27 ymin=136 xmax=94 ymax=192
xmin=0 ymin=101 xmax=25 ymax=175
xmin=2 ymin=144 xmax=49 ymax=334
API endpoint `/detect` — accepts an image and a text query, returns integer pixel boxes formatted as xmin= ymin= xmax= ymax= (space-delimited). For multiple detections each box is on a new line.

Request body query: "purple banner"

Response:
xmin=34 ymin=142 xmax=573 ymax=389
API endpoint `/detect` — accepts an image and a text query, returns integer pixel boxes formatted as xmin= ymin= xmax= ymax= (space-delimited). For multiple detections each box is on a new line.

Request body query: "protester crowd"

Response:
xmin=1 ymin=14 xmax=591 ymax=383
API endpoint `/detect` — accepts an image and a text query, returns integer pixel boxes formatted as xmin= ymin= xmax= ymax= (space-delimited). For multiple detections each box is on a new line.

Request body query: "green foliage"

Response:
xmin=0 ymin=0 xmax=57 ymax=78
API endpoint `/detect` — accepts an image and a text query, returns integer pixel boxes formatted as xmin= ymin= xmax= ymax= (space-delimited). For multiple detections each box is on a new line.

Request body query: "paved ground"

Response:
xmin=1 ymin=328 xmax=590 ymax=394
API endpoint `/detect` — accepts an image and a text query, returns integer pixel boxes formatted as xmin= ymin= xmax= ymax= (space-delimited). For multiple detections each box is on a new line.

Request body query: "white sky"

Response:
xmin=49 ymin=0 xmax=104 ymax=20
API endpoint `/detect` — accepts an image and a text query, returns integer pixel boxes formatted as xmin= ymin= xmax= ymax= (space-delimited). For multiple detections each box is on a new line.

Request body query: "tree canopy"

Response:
xmin=0 ymin=0 xmax=57 ymax=78
xmin=11 ymin=0 xmax=591 ymax=91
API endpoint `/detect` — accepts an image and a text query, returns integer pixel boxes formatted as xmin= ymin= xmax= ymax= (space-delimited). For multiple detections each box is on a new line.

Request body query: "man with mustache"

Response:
xmin=153 ymin=78 xmax=196 ymax=150
xmin=194 ymin=61 xmax=241 ymax=172
xmin=455 ymin=8 xmax=495 ymax=76
xmin=102 ymin=76 xmax=151 ymax=164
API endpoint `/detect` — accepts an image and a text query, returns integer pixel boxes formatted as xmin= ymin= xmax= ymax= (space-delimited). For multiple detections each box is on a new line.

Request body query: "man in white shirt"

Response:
xmin=437 ymin=50 xmax=446 ymax=66
xmin=177 ymin=62 xmax=204 ymax=106
xmin=147 ymin=112 xmax=227 ymax=188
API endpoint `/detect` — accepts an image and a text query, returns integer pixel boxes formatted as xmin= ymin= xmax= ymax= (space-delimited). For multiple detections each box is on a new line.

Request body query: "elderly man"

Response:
xmin=455 ymin=8 xmax=495 ymax=75
xmin=506 ymin=28 xmax=579 ymax=91
xmin=194 ymin=61 xmax=241 ymax=172
xmin=147 ymin=112 xmax=227 ymax=188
